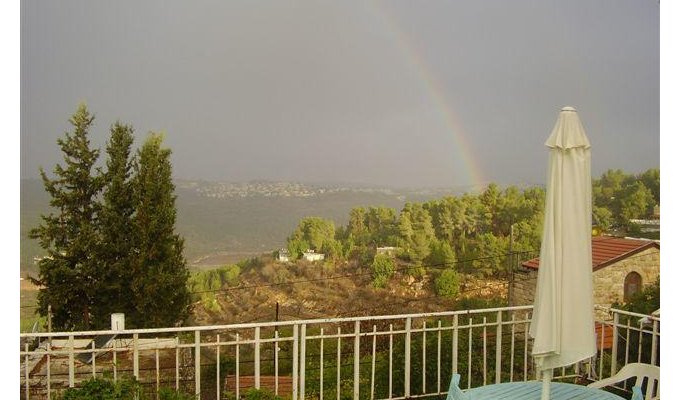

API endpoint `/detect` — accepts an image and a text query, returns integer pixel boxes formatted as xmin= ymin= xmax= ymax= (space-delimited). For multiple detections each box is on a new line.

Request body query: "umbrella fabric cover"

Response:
xmin=529 ymin=106 xmax=596 ymax=371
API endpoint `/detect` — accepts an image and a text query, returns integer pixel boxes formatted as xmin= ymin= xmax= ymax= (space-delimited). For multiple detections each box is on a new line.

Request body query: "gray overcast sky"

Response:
xmin=21 ymin=0 xmax=659 ymax=189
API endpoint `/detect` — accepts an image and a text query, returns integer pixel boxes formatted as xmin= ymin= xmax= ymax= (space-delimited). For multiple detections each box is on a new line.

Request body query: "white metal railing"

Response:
xmin=19 ymin=306 xmax=660 ymax=400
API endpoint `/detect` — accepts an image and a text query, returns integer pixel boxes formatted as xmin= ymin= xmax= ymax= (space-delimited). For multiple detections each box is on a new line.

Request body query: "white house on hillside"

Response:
xmin=277 ymin=249 xmax=290 ymax=262
xmin=376 ymin=246 xmax=399 ymax=256
xmin=302 ymin=249 xmax=325 ymax=262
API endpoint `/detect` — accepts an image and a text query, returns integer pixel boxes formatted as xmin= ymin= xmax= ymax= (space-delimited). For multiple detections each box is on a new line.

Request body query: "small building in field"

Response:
xmin=302 ymin=249 xmax=325 ymax=262
xmin=277 ymin=249 xmax=290 ymax=262
xmin=510 ymin=236 xmax=660 ymax=313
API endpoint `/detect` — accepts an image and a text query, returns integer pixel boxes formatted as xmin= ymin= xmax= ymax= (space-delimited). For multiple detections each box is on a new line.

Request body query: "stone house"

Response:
xmin=510 ymin=236 xmax=660 ymax=311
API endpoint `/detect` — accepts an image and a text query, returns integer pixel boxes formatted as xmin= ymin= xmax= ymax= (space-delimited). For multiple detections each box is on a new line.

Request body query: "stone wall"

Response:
xmin=592 ymin=247 xmax=660 ymax=307
xmin=509 ymin=247 xmax=660 ymax=310
xmin=509 ymin=268 xmax=538 ymax=306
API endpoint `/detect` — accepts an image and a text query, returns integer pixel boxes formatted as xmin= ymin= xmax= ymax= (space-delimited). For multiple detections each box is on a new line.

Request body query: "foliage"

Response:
xmin=29 ymin=104 xmax=104 ymax=330
xmin=95 ymin=121 xmax=137 ymax=327
xmin=188 ymin=264 xmax=241 ymax=311
xmin=469 ymin=233 xmax=509 ymax=277
xmin=128 ymin=133 xmax=191 ymax=328
xmin=289 ymin=217 xmax=337 ymax=251
xmin=611 ymin=278 xmax=660 ymax=370
xmin=29 ymin=106 xmax=190 ymax=330
xmin=398 ymin=203 xmax=435 ymax=264
xmin=157 ymin=387 xmax=196 ymax=400
xmin=613 ymin=277 xmax=660 ymax=315
xmin=286 ymin=216 xmax=343 ymax=262
xmin=426 ymin=239 xmax=456 ymax=267
xmin=242 ymin=388 xmax=284 ymax=400
xmin=434 ymin=268 xmax=460 ymax=298
xmin=59 ymin=377 xmax=143 ymax=400
xmin=237 ymin=256 xmax=265 ymax=273
xmin=592 ymin=169 xmax=659 ymax=229
xmin=280 ymin=168 xmax=658 ymax=298
xmin=371 ymin=254 xmax=396 ymax=288
xmin=58 ymin=378 xmax=196 ymax=400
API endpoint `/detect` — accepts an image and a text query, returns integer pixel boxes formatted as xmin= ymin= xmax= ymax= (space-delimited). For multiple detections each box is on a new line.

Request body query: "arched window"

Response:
xmin=624 ymin=272 xmax=643 ymax=302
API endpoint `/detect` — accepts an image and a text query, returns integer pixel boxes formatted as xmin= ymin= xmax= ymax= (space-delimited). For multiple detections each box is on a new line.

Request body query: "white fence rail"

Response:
xmin=19 ymin=306 xmax=659 ymax=400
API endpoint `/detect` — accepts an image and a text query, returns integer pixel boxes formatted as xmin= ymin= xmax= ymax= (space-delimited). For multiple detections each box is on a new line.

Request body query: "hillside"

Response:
xmin=20 ymin=179 xmax=469 ymax=273
xmin=188 ymin=257 xmax=508 ymax=326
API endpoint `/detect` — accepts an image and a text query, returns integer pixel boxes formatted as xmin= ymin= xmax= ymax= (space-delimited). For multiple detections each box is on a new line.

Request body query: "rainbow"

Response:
xmin=367 ymin=1 xmax=487 ymax=190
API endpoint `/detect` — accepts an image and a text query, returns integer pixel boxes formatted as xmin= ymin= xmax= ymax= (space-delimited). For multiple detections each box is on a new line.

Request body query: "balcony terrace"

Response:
xmin=19 ymin=305 xmax=659 ymax=400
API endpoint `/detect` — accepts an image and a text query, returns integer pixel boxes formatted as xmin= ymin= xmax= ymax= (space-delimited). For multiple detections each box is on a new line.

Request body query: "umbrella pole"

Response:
xmin=541 ymin=368 xmax=553 ymax=400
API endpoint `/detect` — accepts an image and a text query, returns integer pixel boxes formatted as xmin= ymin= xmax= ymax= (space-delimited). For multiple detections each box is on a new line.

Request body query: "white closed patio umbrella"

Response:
xmin=529 ymin=106 xmax=597 ymax=400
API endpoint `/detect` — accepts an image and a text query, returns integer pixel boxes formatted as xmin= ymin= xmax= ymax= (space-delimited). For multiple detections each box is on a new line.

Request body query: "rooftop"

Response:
xmin=522 ymin=236 xmax=659 ymax=271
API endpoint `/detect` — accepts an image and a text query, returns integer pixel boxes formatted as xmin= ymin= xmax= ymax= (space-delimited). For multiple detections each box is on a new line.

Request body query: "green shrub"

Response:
xmin=59 ymin=377 xmax=143 ymax=400
xmin=371 ymin=254 xmax=395 ymax=288
xmin=242 ymin=388 xmax=284 ymax=400
xmin=158 ymin=387 xmax=196 ymax=400
xmin=58 ymin=378 xmax=199 ymax=400
xmin=434 ymin=268 xmax=460 ymax=298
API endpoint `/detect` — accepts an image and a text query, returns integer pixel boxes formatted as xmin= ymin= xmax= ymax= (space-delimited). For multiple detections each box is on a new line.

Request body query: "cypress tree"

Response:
xmin=29 ymin=104 xmax=103 ymax=330
xmin=31 ymin=107 xmax=191 ymax=330
xmin=93 ymin=122 xmax=137 ymax=328
xmin=129 ymin=133 xmax=190 ymax=328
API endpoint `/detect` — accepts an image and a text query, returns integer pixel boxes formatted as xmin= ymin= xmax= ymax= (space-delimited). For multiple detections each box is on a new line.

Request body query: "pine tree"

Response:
xmin=129 ymin=133 xmax=190 ymax=328
xmin=93 ymin=122 xmax=137 ymax=328
xmin=29 ymin=104 xmax=103 ymax=330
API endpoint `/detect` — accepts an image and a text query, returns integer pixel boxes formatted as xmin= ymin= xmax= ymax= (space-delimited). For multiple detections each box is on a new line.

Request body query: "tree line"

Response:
xmin=285 ymin=168 xmax=659 ymax=297
xmin=30 ymin=104 xmax=190 ymax=331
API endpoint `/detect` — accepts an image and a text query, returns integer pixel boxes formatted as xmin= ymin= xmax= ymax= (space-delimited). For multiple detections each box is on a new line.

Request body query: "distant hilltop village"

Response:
xmin=175 ymin=180 xmax=463 ymax=199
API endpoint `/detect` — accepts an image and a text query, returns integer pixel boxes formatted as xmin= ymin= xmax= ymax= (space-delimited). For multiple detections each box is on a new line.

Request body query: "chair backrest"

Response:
xmin=446 ymin=374 xmax=470 ymax=400
xmin=587 ymin=363 xmax=660 ymax=400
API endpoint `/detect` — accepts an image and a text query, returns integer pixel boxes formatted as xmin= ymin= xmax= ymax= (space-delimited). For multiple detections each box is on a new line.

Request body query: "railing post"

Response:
xmin=25 ymin=342 xmax=30 ymax=399
xmin=47 ymin=340 xmax=51 ymax=396
xmin=437 ymin=320 xmax=442 ymax=394
xmin=651 ymin=319 xmax=659 ymax=366
xmin=275 ymin=330 xmax=279 ymax=396
xmin=92 ymin=340 xmax=97 ymax=378
xmin=468 ymin=317 xmax=473 ymax=388
xmin=155 ymin=337 xmax=160 ymax=397
xmin=610 ymin=313 xmax=619 ymax=377
xmin=523 ymin=313 xmax=529 ymax=381
xmin=133 ymin=333 xmax=139 ymax=380
xmin=354 ymin=320 xmax=360 ymax=400
xmin=293 ymin=324 xmax=299 ymax=400
xmin=300 ymin=324 xmax=306 ymax=400
xmin=336 ymin=327 xmax=341 ymax=400
xmin=422 ymin=320 xmax=426 ymax=394
xmin=216 ymin=334 xmax=221 ymax=400
xmin=483 ymin=317 xmax=487 ymax=386
xmin=389 ymin=324 xmax=393 ymax=398
xmin=452 ymin=315 xmax=458 ymax=375
xmin=496 ymin=310 xmax=503 ymax=384
xmin=195 ymin=330 xmax=201 ymax=399
xmin=320 ymin=328 xmax=324 ymax=400
xmin=175 ymin=337 xmax=180 ymax=391
xmin=255 ymin=326 xmax=261 ymax=389
xmin=510 ymin=314 xmax=515 ymax=382
xmin=405 ymin=317 xmax=411 ymax=398
xmin=236 ymin=333 xmax=240 ymax=399
xmin=371 ymin=325 xmax=377 ymax=400
xmin=69 ymin=335 xmax=75 ymax=387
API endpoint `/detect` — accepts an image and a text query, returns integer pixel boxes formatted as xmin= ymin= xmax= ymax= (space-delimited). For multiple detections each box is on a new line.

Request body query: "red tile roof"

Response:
xmin=522 ymin=236 xmax=659 ymax=272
